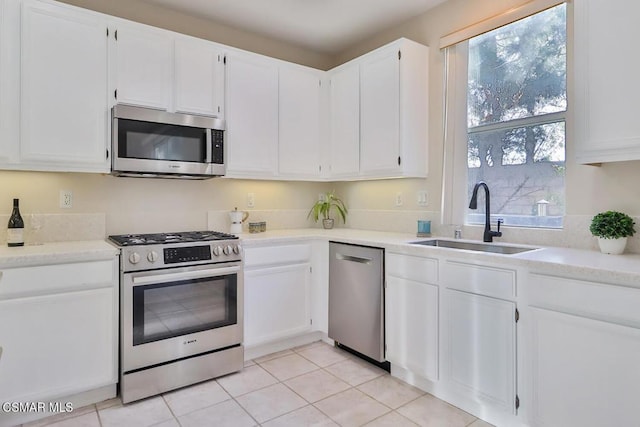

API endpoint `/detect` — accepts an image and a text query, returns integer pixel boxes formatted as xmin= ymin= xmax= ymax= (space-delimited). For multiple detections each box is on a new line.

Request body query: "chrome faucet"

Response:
xmin=469 ymin=181 xmax=503 ymax=242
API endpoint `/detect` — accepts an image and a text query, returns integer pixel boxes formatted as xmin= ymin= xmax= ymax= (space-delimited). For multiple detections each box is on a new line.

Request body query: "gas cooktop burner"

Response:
xmin=108 ymin=230 xmax=238 ymax=246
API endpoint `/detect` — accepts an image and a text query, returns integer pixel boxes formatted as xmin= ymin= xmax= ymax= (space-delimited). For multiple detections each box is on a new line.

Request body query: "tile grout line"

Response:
xmin=159 ymin=394 xmax=181 ymax=426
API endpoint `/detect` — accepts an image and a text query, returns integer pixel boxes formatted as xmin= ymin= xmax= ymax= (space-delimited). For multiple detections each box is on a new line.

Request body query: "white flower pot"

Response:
xmin=322 ymin=219 xmax=334 ymax=229
xmin=597 ymin=237 xmax=627 ymax=255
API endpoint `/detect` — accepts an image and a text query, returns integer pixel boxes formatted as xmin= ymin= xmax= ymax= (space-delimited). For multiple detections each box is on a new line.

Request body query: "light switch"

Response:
xmin=417 ymin=190 xmax=428 ymax=206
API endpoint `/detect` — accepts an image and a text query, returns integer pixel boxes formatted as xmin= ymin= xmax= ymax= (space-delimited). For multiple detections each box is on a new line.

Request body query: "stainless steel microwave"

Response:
xmin=111 ymin=105 xmax=225 ymax=179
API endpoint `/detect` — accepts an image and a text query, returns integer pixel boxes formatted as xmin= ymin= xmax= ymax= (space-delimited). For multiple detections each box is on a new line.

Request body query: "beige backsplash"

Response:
xmin=207 ymin=209 xmax=318 ymax=234
xmin=0 ymin=213 xmax=106 ymax=245
xmin=2 ymin=210 xmax=638 ymax=255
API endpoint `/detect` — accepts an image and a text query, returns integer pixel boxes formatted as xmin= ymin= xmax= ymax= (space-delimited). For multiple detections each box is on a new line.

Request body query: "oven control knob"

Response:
xmin=233 ymin=245 xmax=241 ymax=255
xmin=147 ymin=251 xmax=159 ymax=263
xmin=223 ymin=245 xmax=232 ymax=255
xmin=212 ymin=246 xmax=222 ymax=257
xmin=129 ymin=252 xmax=141 ymax=264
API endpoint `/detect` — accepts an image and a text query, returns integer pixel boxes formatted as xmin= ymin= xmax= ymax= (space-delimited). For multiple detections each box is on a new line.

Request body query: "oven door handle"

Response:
xmin=132 ymin=266 xmax=240 ymax=286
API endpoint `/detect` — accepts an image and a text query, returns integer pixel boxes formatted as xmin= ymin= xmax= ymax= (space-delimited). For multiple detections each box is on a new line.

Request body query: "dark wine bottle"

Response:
xmin=7 ymin=198 xmax=24 ymax=247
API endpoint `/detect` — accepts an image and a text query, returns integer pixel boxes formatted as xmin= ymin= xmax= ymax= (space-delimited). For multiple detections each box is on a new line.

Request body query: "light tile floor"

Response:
xmin=22 ymin=341 xmax=494 ymax=427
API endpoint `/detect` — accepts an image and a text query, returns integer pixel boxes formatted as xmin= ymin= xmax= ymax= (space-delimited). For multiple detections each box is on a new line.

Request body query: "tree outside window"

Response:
xmin=466 ymin=4 xmax=567 ymax=228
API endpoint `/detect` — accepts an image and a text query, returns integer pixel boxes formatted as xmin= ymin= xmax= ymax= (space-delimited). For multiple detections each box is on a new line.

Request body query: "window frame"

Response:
xmin=441 ymin=3 xmax=570 ymax=229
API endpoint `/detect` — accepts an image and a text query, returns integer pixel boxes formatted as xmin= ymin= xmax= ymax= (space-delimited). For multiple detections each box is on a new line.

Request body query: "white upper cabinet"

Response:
xmin=360 ymin=44 xmax=401 ymax=176
xmin=20 ymin=0 xmax=109 ymax=172
xmin=278 ymin=64 xmax=323 ymax=178
xmin=0 ymin=0 xmax=20 ymax=166
xmin=112 ymin=20 xmax=172 ymax=111
xmin=174 ymin=36 xmax=224 ymax=117
xmin=327 ymin=38 xmax=429 ymax=180
xmin=225 ymin=50 xmax=279 ymax=178
xmin=574 ymin=0 xmax=640 ymax=163
xmin=328 ymin=62 xmax=360 ymax=178
xmin=112 ymin=20 xmax=224 ymax=117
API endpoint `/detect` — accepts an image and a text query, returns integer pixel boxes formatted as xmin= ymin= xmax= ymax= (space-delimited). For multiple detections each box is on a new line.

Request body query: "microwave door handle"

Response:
xmin=132 ymin=266 xmax=240 ymax=286
xmin=205 ymin=129 xmax=212 ymax=163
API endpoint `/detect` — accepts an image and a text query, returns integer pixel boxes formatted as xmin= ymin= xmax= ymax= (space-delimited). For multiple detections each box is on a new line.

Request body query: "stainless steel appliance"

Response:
xmin=328 ymin=242 xmax=387 ymax=366
xmin=109 ymin=231 xmax=243 ymax=403
xmin=112 ymin=105 xmax=225 ymax=179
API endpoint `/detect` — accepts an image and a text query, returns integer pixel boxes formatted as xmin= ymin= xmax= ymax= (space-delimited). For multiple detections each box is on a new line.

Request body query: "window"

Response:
xmin=444 ymin=4 xmax=567 ymax=229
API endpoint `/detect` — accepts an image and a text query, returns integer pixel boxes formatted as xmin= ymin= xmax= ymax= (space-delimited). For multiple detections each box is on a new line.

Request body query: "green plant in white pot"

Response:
xmin=589 ymin=210 xmax=636 ymax=255
xmin=308 ymin=192 xmax=347 ymax=229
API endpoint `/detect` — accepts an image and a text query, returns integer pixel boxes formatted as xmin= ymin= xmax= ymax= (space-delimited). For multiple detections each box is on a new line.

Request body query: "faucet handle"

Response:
xmin=496 ymin=218 xmax=504 ymax=235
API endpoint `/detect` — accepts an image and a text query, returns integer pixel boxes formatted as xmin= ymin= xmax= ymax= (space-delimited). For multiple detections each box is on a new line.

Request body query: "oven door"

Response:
xmin=121 ymin=262 xmax=243 ymax=372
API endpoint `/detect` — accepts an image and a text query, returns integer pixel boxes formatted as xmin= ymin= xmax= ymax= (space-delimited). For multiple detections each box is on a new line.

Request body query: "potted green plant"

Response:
xmin=589 ymin=210 xmax=636 ymax=255
xmin=308 ymin=192 xmax=348 ymax=229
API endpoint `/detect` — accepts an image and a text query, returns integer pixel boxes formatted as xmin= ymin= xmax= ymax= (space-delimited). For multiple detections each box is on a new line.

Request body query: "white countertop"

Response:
xmin=0 ymin=240 xmax=119 ymax=268
xmin=1 ymin=230 xmax=638 ymax=286
xmin=239 ymin=228 xmax=640 ymax=287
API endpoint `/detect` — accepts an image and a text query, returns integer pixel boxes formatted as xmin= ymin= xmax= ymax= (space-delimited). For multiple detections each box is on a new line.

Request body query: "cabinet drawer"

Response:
xmin=443 ymin=260 xmax=516 ymax=300
xmin=529 ymin=273 xmax=640 ymax=326
xmin=244 ymin=244 xmax=311 ymax=268
xmin=387 ymin=253 xmax=438 ymax=285
xmin=0 ymin=260 xmax=116 ymax=299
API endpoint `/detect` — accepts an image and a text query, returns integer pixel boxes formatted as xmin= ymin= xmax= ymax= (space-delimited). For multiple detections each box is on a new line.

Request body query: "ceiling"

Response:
xmin=138 ymin=0 xmax=446 ymax=54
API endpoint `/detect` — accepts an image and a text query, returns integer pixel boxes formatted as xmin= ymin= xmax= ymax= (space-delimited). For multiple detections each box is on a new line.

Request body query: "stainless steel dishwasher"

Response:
xmin=328 ymin=242 xmax=386 ymax=364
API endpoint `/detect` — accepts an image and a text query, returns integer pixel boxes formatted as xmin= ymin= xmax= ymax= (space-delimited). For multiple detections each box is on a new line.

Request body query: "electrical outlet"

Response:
xmin=417 ymin=190 xmax=428 ymax=206
xmin=247 ymin=193 xmax=255 ymax=208
xmin=395 ymin=192 xmax=403 ymax=207
xmin=60 ymin=190 xmax=73 ymax=209
xmin=318 ymin=193 xmax=326 ymax=202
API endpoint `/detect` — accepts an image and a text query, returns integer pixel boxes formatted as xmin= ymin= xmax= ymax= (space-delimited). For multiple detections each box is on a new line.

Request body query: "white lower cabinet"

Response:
xmin=243 ymin=243 xmax=313 ymax=349
xmin=446 ymin=289 xmax=517 ymax=413
xmin=528 ymin=273 xmax=640 ymax=427
xmin=0 ymin=256 xmax=118 ymax=426
xmin=385 ymin=253 xmax=439 ymax=382
xmin=0 ymin=288 xmax=116 ymax=402
xmin=244 ymin=263 xmax=311 ymax=346
xmin=386 ymin=276 xmax=438 ymax=381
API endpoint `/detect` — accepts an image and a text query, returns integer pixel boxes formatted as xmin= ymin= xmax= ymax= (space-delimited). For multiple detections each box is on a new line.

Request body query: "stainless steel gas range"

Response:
xmin=108 ymin=231 xmax=243 ymax=404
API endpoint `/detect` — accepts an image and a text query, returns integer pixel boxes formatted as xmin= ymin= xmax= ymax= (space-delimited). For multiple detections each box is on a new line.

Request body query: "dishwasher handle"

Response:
xmin=335 ymin=253 xmax=373 ymax=265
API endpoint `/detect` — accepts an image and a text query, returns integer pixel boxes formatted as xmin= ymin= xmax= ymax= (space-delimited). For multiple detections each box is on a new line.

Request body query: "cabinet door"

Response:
xmin=329 ymin=63 xmax=360 ymax=177
xmin=244 ymin=264 xmax=311 ymax=347
xmin=20 ymin=0 xmax=108 ymax=171
xmin=0 ymin=288 xmax=116 ymax=402
xmin=225 ymin=52 xmax=278 ymax=177
xmin=114 ymin=21 xmax=172 ymax=110
xmin=386 ymin=276 xmax=438 ymax=381
xmin=531 ymin=307 xmax=640 ymax=427
xmin=0 ymin=0 xmax=20 ymax=166
xmin=574 ymin=0 xmax=640 ymax=163
xmin=360 ymin=45 xmax=400 ymax=176
xmin=174 ymin=37 xmax=224 ymax=117
xmin=278 ymin=65 xmax=322 ymax=178
xmin=447 ymin=289 xmax=516 ymax=413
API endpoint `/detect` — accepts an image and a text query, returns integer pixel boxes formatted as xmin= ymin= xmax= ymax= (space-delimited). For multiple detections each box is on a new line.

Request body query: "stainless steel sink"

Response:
xmin=409 ymin=239 xmax=538 ymax=255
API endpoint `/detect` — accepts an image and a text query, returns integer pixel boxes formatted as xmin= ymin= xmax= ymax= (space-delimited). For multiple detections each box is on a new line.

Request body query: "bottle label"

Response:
xmin=7 ymin=228 xmax=23 ymax=245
